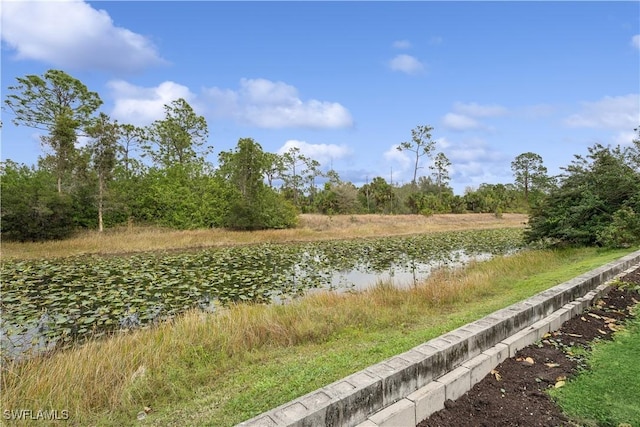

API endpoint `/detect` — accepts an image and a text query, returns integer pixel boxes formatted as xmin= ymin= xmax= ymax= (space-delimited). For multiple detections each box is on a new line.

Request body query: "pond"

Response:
xmin=327 ymin=249 xmax=494 ymax=292
xmin=0 ymin=228 xmax=524 ymax=360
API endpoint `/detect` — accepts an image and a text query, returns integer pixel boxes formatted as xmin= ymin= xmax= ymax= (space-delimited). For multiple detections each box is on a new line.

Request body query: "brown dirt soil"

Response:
xmin=417 ymin=266 xmax=640 ymax=427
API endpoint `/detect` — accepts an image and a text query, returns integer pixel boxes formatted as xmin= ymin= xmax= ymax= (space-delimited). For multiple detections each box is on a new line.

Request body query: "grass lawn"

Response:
xmin=550 ymin=304 xmax=640 ymax=427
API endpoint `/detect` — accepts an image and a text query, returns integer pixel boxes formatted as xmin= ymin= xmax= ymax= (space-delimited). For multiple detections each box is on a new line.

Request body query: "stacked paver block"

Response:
xmin=366 ymin=398 xmax=415 ymax=427
xmin=406 ymin=381 xmax=445 ymax=422
xmin=238 ymin=250 xmax=640 ymax=427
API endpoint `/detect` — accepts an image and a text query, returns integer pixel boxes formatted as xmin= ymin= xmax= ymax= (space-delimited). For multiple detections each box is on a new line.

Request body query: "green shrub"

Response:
xmin=1 ymin=162 xmax=75 ymax=241
xmin=526 ymin=144 xmax=640 ymax=246
xmin=223 ymin=188 xmax=297 ymax=230
xmin=597 ymin=207 xmax=640 ymax=248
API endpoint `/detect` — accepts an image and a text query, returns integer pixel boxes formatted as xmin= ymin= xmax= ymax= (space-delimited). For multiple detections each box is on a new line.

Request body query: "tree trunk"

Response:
xmin=98 ymin=176 xmax=104 ymax=232
xmin=412 ymin=150 xmax=419 ymax=187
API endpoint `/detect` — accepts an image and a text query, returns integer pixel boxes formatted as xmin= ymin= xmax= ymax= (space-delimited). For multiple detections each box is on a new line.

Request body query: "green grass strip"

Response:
xmin=133 ymin=248 xmax=634 ymax=427
xmin=4 ymin=247 xmax=635 ymax=427
xmin=551 ymin=311 xmax=640 ymax=427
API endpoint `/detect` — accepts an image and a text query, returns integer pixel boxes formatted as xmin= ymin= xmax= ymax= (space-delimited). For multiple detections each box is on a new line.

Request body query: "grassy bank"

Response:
xmin=551 ymin=294 xmax=640 ymax=426
xmin=1 ymin=246 xmax=634 ymax=426
xmin=0 ymin=213 xmax=527 ymax=260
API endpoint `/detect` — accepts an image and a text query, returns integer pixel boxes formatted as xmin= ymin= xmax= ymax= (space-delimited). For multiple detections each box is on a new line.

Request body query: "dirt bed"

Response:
xmin=417 ymin=266 xmax=640 ymax=427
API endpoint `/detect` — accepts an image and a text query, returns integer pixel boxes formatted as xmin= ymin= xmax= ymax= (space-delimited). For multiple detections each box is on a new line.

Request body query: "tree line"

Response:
xmin=1 ymin=70 xmax=639 ymax=248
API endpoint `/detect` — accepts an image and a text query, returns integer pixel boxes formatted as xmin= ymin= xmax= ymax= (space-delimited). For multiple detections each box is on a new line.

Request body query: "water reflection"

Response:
xmin=0 ymin=249 xmax=504 ymax=359
xmin=328 ymin=250 xmax=493 ymax=292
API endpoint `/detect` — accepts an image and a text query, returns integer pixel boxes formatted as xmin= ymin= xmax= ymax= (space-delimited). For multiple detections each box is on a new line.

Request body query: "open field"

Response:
xmin=1 ymin=246 xmax=634 ymax=426
xmin=1 ymin=213 xmax=527 ymax=260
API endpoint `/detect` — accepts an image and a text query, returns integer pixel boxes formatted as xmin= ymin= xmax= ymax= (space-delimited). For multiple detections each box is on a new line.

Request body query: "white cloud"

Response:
xmin=632 ymin=35 xmax=640 ymax=50
xmin=614 ymin=130 xmax=638 ymax=146
xmin=441 ymin=102 xmax=507 ymax=132
xmin=1 ymin=0 xmax=164 ymax=72
xmin=445 ymin=139 xmax=509 ymax=189
xmin=436 ymin=137 xmax=453 ymax=150
xmin=108 ymin=77 xmax=353 ymax=130
xmin=447 ymin=139 xmax=504 ymax=164
xmin=453 ymin=102 xmax=508 ymax=118
xmin=442 ymin=113 xmax=483 ymax=131
xmin=277 ymin=140 xmax=352 ymax=164
xmin=204 ymin=78 xmax=353 ymax=129
xmin=392 ymin=40 xmax=411 ymax=49
xmin=453 ymin=164 xmax=509 ymax=191
xmin=109 ymin=80 xmax=196 ymax=126
xmin=383 ymin=144 xmax=412 ymax=171
xmin=389 ymin=54 xmax=424 ymax=75
xmin=564 ymin=94 xmax=640 ymax=131
xmin=381 ymin=138 xmax=508 ymax=190
xmin=204 ymin=87 xmax=239 ymax=116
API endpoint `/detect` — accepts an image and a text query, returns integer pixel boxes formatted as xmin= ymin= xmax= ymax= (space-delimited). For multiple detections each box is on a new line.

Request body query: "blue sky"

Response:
xmin=1 ymin=1 xmax=639 ymax=194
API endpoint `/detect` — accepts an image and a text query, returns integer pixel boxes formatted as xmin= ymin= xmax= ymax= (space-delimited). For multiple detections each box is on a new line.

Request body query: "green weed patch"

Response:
xmin=551 ymin=312 xmax=640 ymax=427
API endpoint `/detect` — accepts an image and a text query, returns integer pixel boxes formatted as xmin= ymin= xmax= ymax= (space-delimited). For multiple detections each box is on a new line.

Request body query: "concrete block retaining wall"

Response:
xmin=238 ymin=250 xmax=640 ymax=427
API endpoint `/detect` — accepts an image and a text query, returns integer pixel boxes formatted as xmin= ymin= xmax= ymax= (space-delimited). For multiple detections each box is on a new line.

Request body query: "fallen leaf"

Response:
xmin=542 ymin=332 xmax=551 ymax=339
xmin=581 ymin=316 xmax=587 ymax=321
xmin=545 ymin=363 xmax=560 ymax=368
xmin=525 ymin=357 xmax=535 ymax=365
xmin=144 ymin=407 xmax=152 ymax=414
xmin=587 ymin=313 xmax=602 ymax=319
xmin=608 ymin=323 xmax=620 ymax=331
xmin=598 ymin=329 xmax=607 ymax=335
xmin=556 ymin=375 xmax=566 ymax=382
xmin=554 ymin=380 xmax=566 ymax=388
xmin=491 ymin=369 xmax=502 ymax=381
xmin=567 ymin=333 xmax=583 ymax=338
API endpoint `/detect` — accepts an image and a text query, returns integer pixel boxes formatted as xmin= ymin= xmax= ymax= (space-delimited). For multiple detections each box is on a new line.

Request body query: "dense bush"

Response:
xmin=125 ymin=164 xmax=232 ymax=229
xmin=1 ymin=162 xmax=75 ymax=241
xmin=526 ymin=143 xmax=640 ymax=247
xmin=223 ymin=188 xmax=298 ymax=230
xmin=219 ymin=138 xmax=298 ymax=230
xmin=596 ymin=206 xmax=640 ymax=248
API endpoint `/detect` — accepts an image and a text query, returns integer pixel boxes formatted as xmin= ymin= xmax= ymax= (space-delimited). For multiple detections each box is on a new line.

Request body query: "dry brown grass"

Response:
xmin=1 ymin=213 xmax=527 ymax=260
xmin=0 ymin=249 xmax=548 ymax=424
xmin=2 ymin=247 xmax=630 ymax=426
